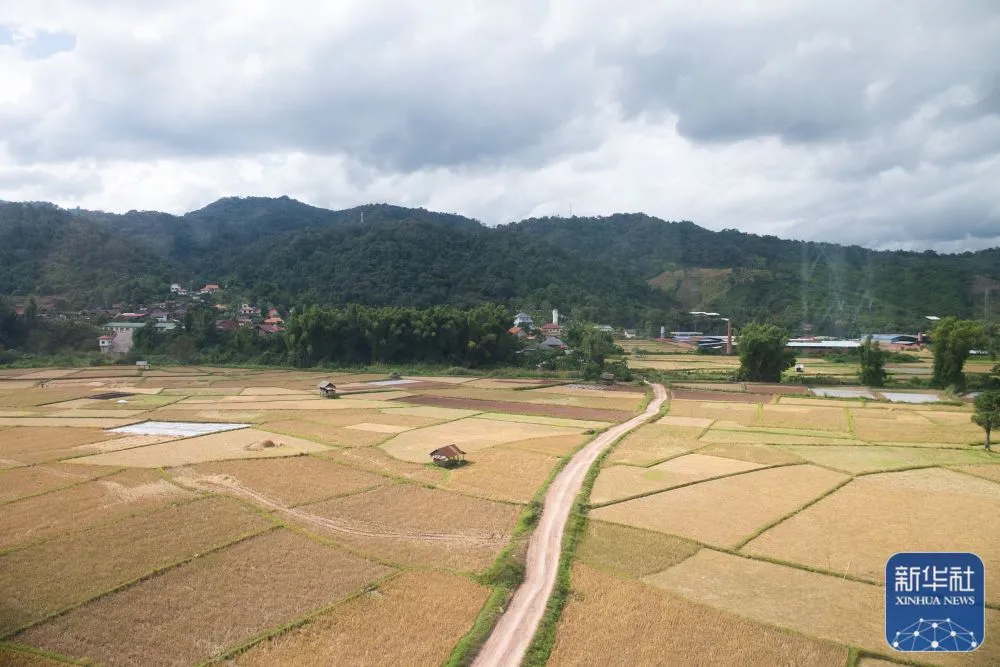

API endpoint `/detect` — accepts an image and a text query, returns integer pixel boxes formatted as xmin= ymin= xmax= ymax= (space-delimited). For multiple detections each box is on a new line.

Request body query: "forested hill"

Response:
xmin=1 ymin=197 xmax=998 ymax=334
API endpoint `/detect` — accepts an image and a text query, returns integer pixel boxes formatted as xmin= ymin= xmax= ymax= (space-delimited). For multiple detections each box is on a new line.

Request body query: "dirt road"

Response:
xmin=472 ymin=382 xmax=668 ymax=667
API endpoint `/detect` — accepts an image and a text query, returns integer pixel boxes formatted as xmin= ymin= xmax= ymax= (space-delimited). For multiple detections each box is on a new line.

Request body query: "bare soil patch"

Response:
xmin=236 ymin=570 xmax=488 ymax=667
xmin=0 ymin=496 xmax=271 ymax=633
xmin=0 ymin=469 xmax=194 ymax=551
xmin=441 ymin=446 xmax=561 ymax=503
xmin=68 ymin=428 xmax=328 ymax=468
xmin=398 ymin=393 xmax=633 ymax=422
xmin=380 ymin=417 xmax=585 ymax=463
xmin=179 ymin=456 xmax=388 ymax=507
xmin=592 ymin=465 xmax=847 ymax=548
xmin=0 ymin=463 xmax=120 ymax=505
xmin=548 ymin=563 xmax=847 ymax=667
xmin=607 ymin=424 xmax=706 ymax=467
xmin=578 ymin=520 xmax=701 ymax=578
xmin=744 ymin=475 xmax=1000 ymax=600
xmin=294 ymin=484 xmax=518 ymax=571
xmin=592 ymin=454 xmax=765 ymax=505
xmin=19 ymin=529 xmax=393 ymax=667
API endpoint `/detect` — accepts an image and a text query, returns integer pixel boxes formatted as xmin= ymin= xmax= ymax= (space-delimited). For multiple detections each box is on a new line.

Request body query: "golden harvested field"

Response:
xmin=380 ymin=405 xmax=481 ymax=420
xmin=592 ymin=465 xmax=848 ymax=548
xmin=471 ymin=412 xmax=609 ymax=429
xmin=645 ymin=549 xmax=1000 ymax=665
xmin=743 ymin=472 xmax=1000 ymax=598
xmin=68 ymin=428 xmax=328 ymax=467
xmin=0 ymin=416 xmax=141 ymax=429
xmin=0 ymin=387 xmax=97 ymax=407
xmin=0 ymin=496 xmax=272 ymax=633
xmin=954 ymin=463 xmax=1000 ymax=483
xmin=548 ymin=563 xmax=847 ymax=667
xmin=379 ymin=416 xmax=585 ymax=463
xmin=777 ymin=443 xmax=995 ymax=473
xmin=656 ymin=415 xmax=713 ymax=428
xmin=758 ymin=404 xmax=850 ymax=432
xmin=0 ymin=469 xmax=194 ymax=551
xmin=694 ymin=442 xmax=805 ymax=465
xmin=852 ymin=414 xmax=980 ymax=444
xmin=178 ymin=456 xmax=388 ymax=506
xmin=577 ymin=520 xmax=701 ymax=578
xmin=260 ymin=419 xmax=395 ymax=447
xmin=606 ymin=424 xmax=706 ymax=467
xmin=236 ymin=570 xmax=488 ymax=667
xmin=502 ymin=433 xmax=590 ymax=456
xmin=591 ymin=454 xmax=765 ymax=505
xmin=0 ymin=367 xmax=643 ymax=665
xmin=294 ymin=483 xmax=519 ymax=571
xmin=0 ymin=462 xmax=120 ymax=504
xmin=700 ymin=428 xmax=861 ymax=446
xmin=440 ymin=446 xmax=560 ymax=503
xmin=320 ymin=446 xmax=447 ymax=485
xmin=667 ymin=399 xmax=760 ymax=425
xmin=0 ymin=426 xmax=116 ymax=465
xmin=17 ymin=529 xmax=393 ymax=667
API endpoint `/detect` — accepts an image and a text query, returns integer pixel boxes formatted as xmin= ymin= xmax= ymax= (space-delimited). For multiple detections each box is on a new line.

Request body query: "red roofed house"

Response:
xmin=267 ymin=308 xmax=281 ymax=319
xmin=199 ymin=283 xmax=220 ymax=294
xmin=258 ymin=323 xmax=283 ymax=334
xmin=508 ymin=326 xmax=527 ymax=338
xmin=215 ymin=319 xmax=239 ymax=332
xmin=264 ymin=316 xmax=284 ymax=325
xmin=540 ymin=322 xmax=563 ymax=338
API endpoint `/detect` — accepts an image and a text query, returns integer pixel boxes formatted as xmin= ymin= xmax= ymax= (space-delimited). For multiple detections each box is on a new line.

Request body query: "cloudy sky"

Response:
xmin=1 ymin=1 xmax=998 ymax=251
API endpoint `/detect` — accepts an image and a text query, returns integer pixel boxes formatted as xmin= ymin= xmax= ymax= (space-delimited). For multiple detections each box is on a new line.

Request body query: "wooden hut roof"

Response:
xmin=429 ymin=445 xmax=466 ymax=458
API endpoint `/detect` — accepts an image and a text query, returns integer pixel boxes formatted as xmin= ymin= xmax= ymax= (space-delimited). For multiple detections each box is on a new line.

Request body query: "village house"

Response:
xmin=267 ymin=308 xmax=282 ymax=319
xmin=239 ymin=304 xmax=261 ymax=317
xmin=540 ymin=322 xmax=563 ymax=338
xmin=258 ymin=323 xmax=283 ymax=335
xmin=215 ymin=319 xmax=239 ymax=332
xmin=508 ymin=326 xmax=527 ymax=338
xmin=429 ymin=445 xmax=466 ymax=466
xmin=199 ymin=283 xmax=221 ymax=294
xmin=169 ymin=283 xmax=183 ymax=293
xmin=263 ymin=316 xmax=284 ymax=325
xmin=513 ymin=311 xmax=534 ymax=328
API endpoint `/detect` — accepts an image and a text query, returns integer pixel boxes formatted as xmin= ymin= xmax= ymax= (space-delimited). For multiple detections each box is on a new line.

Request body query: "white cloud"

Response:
xmin=0 ymin=0 xmax=998 ymax=250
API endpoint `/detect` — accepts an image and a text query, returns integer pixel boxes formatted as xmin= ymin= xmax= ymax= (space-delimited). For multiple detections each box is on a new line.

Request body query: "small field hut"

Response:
xmin=429 ymin=445 xmax=466 ymax=466
xmin=317 ymin=380 xmax=338 ymax=398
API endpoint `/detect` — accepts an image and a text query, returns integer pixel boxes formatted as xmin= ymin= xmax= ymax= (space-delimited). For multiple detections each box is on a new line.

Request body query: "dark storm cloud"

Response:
xmin=1 ymin=1 xmax=998 ymax=251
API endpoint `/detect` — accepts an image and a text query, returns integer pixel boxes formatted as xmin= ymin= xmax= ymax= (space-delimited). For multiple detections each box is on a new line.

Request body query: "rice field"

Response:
xmin=564 ymin=386 xmax=1000 ymax=664
xmin=235 ymin=570 xmax=489 ymax=667
xmin=591 ymin=454 xmax=765 ymax=505
xmin=547 ymin=564 xmax=848 ymax=666
xmin=17 ymin=529 xmax=393 ymax=667
xmin=1 ymin=367 xmax=642 ymax=665
xmin=591 ymin=465 xmax=848 ymax=548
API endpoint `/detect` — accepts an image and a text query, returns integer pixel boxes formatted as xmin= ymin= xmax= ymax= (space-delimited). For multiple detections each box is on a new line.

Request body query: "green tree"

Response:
xmin=857 ymin=335 xmax=888 ymax=387
xmin=972 ymin=391 xmax=1000 ymax=451
xmin=931 ymin=317 xmax=985 ymax=390
xmin=736 ymin=323 xmax=795 ymax=383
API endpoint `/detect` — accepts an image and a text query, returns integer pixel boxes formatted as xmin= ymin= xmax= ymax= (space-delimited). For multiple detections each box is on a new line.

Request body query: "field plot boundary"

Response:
xmin=2 ymin=526 xmax=281 ymax=640
xmin=0 ymin=465 xmax=125 ymax=508
xmin=210 ymin=569 xmax=407 ymax=663
xmin=590 ymin=461 xmax=802 ymax=509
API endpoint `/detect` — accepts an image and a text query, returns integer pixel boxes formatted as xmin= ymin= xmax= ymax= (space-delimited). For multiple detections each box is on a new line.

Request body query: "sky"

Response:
xmin=1 ymin=1 xmax=998 ymax=252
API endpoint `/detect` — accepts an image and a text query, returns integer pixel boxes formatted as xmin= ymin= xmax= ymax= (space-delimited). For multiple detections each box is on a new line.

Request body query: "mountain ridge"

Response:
xmin=2 ymin=196 xmax=998 ymax=334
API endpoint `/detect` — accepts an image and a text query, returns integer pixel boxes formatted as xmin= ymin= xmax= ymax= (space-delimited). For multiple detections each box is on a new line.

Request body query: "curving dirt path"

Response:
xmin=473 ymin=382 xmax=668 ymax=667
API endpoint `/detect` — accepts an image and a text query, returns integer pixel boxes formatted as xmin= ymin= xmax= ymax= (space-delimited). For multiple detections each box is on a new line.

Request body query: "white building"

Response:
xmin=513 ymin=312 xmax=534 ymax=328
